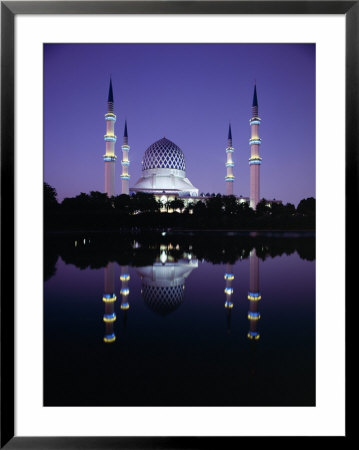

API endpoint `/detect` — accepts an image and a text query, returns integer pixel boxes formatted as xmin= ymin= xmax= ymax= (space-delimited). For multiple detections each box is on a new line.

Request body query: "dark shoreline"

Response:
xmin=45 ymin=228 xmax=315 ymax=236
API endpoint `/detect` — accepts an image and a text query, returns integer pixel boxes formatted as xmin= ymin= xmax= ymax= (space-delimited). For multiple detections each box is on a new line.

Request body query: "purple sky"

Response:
xmin=44 ymin=43 xmax=315 ymax=206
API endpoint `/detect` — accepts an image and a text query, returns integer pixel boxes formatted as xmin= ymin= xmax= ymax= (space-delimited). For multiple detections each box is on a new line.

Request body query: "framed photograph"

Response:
xmin=1 ymin=1 xmax=353 ymax=447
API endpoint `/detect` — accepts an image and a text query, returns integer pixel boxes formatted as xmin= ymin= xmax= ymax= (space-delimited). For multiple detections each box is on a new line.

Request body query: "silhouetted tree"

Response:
xmin=297 ymin=197 xmax=315 ymax=215
xmin=44 ymin=182 xmax=58 ymax=210
xmin=256 ymin=199 xmax=271 ymax=215
xmin=113 ymin=194 xmax=132 ymax=213
xmin=132 ymin=192 xmax=161 ymax=214
xmin=206 ymin=194 xmax=223 ymax=216
xmin=222 ymin=195 xmax=238 ymax=215
xmin=169 ymin=198 xmax=185 ymax=212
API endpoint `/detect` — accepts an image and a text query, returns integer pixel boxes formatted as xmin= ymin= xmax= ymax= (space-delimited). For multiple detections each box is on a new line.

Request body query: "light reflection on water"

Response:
xmin=44 ymin=233 xmax=315 ymax=407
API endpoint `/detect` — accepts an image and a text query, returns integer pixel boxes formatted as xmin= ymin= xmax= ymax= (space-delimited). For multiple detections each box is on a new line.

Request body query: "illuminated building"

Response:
xmin=249 ymin=83 xmax=262 ymax=210
xmin=102 ymin=262 xmax=117 ymax=343
xmin=131 ymin=137 xmax=199 ymax=203
xmin=136 ymin=249 xmax=198 ymax=316
xmin=103 ymin=78 xmax=117 ymax=197
xmin=100 ymin=80 xmax=277 ymax=207
xmin=224 ymin=263 xmax=234 ymax=333
xmin=247 ymin=249 xmax=261 ymax=341
xmin=225 ymin=124 xmax=235 ymax=195
xmin=120 ymin=121 xmax=130 ymax=195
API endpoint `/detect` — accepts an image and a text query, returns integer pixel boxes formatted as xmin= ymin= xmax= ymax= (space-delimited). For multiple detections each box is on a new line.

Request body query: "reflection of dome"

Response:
xmin=142 ymin=284 xmax=184 ymax=316
xmin=131 ymin=137 xmax=198 ymax=197
xmin=137 ymin=259 xmax=198 ymax=316
xmin=142 ymin=138 xmax=186 ymax=171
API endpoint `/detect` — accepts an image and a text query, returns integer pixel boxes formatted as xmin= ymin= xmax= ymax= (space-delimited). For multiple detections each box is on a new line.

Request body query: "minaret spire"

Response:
xmin=225 ymin=122 xmax=235 ymax=195
xmin=228 ymin=122 xmax=232 ymax=141
xmin=120 ymin=119 xmax=130 ymax=194
xmin=252 ymin=81 xmax=258 ymax=106
xmin=249 ymin=82 xmax=262 ymax=209
xmin=108 ymin=77 xmax=114 ymax=105
xmin=103 ymin=78 xmax=117 ymax=197
xmin=124 ymin=119 xmax=128 ymax=139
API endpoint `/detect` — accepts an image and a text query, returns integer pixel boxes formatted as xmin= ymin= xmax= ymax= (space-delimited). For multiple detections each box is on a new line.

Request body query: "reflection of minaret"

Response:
xmin=249 ymin=83 xmax=262 ymax=210
xmin=120 ymin=121 xmax=130 ymax=195
xmin=137 ymin=250 xmax=198 ymax=316
xmin=225 ymin=123 xmax=235 ymax=195
xmin=224 ymin=264 xmax=234 ymax=333
xmin=103 ymin=78 xmax=117 ymax=197
xmin=120 ymin=266 xmax=130 ymax=327
xmin=103 ymin=262 xmax=117 ymax=343
xmin=247 ymin=249 xmax=261 ymax=341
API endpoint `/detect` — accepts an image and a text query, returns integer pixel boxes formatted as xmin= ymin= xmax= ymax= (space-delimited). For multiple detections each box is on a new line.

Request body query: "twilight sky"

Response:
xmin=44 ymin=43 xmax=315 ymax=206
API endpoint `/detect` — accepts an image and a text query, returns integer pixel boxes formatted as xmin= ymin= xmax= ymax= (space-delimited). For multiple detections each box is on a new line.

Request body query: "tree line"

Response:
xmin=44 ymin=182 xmax=315 ymax=231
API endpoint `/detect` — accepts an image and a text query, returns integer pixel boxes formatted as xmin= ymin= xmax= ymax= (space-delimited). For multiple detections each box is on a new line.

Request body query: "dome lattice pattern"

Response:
xmin=142 ymin=284 xmax=184 ymax=316
xmin=142 ymin=137 xmax=186 ymax=171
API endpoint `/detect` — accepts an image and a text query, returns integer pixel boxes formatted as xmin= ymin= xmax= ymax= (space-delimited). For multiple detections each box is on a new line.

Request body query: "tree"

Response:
xmin=222 ymin=195 xmax=238 ymax=215
xmin=44 ymin=182 xmax=58 ymax=210
xmin=113 ymin=194 xmax=132 ymax=213
xmin=193 ymin=200 xmax=206 ymax=215
xmin=283 ymin=203 xmax=296 ymax=215
xmin=169 ymin=198 xmax=185 ymax=212
xmin=297 ymin=197 xmax=315 ymax=215
xmin=205 ymin=194 xmax=223 ymax=216
xmin=132 ymin=192 xmax=160 ymax=214
xmin=256 ymin=199 xmax=271 ymax=215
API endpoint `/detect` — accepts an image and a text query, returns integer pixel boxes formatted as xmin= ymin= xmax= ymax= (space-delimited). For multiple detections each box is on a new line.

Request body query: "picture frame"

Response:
xmin=1 ymin=0 xmax=353 ymax=447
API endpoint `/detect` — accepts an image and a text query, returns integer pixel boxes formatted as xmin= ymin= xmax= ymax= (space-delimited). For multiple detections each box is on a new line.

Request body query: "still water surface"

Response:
xmin=44 ymin=232 xmax=315 ymax=406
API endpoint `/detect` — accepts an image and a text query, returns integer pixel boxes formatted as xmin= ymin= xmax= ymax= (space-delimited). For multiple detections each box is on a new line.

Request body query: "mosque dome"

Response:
xmin=142 ymin=137 xmax=186 ymax=172
xmin=131 ymin=136 xmax=199 ymax=197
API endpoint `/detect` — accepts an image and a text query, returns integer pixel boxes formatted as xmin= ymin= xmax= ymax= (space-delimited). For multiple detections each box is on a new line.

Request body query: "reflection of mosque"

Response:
xmin=101 ymin=248 xmax=198 ymax=342
xmin=137 ymin=249 xmax=198 ymax=316
xmin=102 ymin=246 xmax=261 ymax=344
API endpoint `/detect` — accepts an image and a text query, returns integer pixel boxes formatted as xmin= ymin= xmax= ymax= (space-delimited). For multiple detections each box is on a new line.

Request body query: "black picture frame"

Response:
xmin=1 ymin=1 xmax=354 ymax=447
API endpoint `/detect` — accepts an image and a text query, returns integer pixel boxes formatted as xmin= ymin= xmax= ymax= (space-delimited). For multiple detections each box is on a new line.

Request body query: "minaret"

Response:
xmin=225 ymin=123 xmax=235 ymax=195
xmin=102 ymin=262 xmax=117 ymax=344
xmin=120 ymin=120 xmax=130 ymax=195
xmin=247 ymin=249 xmax=261 ymax=341
xmin=103 ymin=78 xmax=117 ymax=197
xmin=249 ymin=83 xmax=262 ymax=210
xmin=224 ymin=264 xmax=234 ymax=333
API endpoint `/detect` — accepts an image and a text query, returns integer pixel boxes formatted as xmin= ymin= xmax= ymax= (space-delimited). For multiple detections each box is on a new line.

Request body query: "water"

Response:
xmin=44 ymin=232 xmax=315 ymax=406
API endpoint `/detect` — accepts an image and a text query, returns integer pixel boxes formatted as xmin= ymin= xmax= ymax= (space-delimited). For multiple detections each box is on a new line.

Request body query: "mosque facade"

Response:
xmin=103 ymin=79 xmax=275 ymax=210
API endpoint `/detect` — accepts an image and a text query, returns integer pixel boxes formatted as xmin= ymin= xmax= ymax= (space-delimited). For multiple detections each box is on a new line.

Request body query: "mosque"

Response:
xmin=103 ymin=78 xmax=268 ymax=210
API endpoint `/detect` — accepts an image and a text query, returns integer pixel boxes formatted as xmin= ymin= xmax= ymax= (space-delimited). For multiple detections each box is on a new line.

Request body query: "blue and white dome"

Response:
xmin=131 ymin=136 xmax=199 ymax=197
xmin=142 ymin=137 xmax=186 ymax=171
